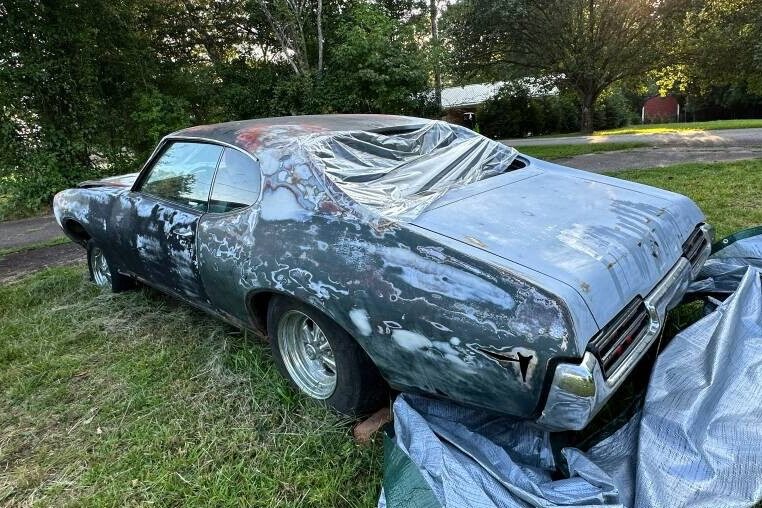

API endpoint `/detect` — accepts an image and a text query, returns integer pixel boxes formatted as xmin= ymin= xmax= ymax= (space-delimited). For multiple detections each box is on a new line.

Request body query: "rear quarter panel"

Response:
xmin=196 ymin=152 xmax=583 ymax=417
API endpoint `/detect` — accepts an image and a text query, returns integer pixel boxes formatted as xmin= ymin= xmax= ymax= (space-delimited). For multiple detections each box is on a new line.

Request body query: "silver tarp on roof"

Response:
xmin=301 ymin=121 xmax=518 ymax=220
xmin=381 ymin=265 xmax=762 ymax=508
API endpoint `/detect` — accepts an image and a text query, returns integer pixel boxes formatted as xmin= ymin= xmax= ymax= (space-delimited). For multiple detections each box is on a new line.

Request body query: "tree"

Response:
xmin=444 ymin=0 xmax=683 ymax=133
xmin=429 ymin=0 xmax=442 ymax=108
xmin=318 ymin=3 xmax=433 ymax=114
xmin=665 ymin=0 xmax=762 ymax=95
xmin=254 ymin=0 xmax=326 ymax=75
xmin=0 ymin=0 xmax=211 ymax=212
xmin=0 ymin=0 xmax=436 ymax=216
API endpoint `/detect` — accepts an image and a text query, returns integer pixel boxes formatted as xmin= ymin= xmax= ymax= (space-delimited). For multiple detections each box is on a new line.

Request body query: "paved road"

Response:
xmin=557 ymin=145 xmax=762 ymax=173
xmin=0 ymin=243 xmax=84 ymax=283
xmin=502 ymin=127 xmax=762 ymax=147
xmin=0 ymin=215 xmax=84 ymax=284
xmin=1 ymin=215 xmax=65 ymax=250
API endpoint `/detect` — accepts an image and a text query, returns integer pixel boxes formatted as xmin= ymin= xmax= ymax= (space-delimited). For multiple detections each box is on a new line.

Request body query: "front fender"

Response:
xmin=53 ymin=187 xmax=123 ymax=249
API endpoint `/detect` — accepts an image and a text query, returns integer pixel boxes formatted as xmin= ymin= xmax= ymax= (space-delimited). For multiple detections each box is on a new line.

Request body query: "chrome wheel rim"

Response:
xmin=277 ymin=310 xmax=337 ymax=399
xmin=91 ymin=247 xmax=112 ymax=288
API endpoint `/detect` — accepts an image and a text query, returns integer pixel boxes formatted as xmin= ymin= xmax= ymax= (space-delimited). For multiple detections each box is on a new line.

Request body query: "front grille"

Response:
xmin=587 ymin=298 xmax=650 ymax=377
xmin=682 ymin=225 xmax=708 ymax=267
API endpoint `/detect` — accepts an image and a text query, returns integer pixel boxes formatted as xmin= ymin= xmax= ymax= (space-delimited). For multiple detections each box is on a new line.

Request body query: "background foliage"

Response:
xmin=476 ymin=85 xmax=635 ymax=139
xmin=0 ymin=0 xmax=761 ymax=216
xmin=0 ymin=0 xmax=434 ymax=216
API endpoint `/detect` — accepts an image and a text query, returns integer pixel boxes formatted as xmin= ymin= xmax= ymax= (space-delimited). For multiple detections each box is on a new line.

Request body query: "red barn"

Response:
xmin=642 ymin=95 xmax=679 ymax=122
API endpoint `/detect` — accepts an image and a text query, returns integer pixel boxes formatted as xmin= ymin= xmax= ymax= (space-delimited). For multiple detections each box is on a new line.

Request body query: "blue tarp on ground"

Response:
xmin=380 ymin=233 xmax=762 ymax=508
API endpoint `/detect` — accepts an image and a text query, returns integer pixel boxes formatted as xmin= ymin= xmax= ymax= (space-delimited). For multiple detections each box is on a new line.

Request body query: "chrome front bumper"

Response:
xmin=536 ymin=224 xmax=713 ymax=431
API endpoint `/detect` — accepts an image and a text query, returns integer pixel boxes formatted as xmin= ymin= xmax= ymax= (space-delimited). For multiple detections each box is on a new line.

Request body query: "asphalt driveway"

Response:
xmin=556 ymin=145 xmax=762 ymax=173
xmin=0 ymin=215 xmax=83 ymax=283
xmin=1 ymin=215 xmax=64 ymax=250
xmin=502 ymin=127 xmax=762 ymax=146
xmin=503 ymin=127 xmax=762 ymax=173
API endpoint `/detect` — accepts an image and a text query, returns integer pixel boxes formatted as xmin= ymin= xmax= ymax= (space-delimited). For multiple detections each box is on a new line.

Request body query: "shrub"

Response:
xmin=595 ymin=89 xmax=637 ymax=129
xmin=476 ymin=83 xmax=536 ymax=139
xmin=477 ymin=84 xmax=636 ymax=138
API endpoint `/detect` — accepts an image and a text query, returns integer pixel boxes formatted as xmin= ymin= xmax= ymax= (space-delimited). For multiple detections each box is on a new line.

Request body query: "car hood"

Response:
xmin=411 ymin=164 xmax=704 ymax=326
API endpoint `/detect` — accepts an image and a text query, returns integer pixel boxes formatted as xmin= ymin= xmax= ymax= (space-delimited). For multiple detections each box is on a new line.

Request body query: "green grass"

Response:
xmin=0 ymin=236 xmax=69 ymax=259
xmin=514 ymin=142 xmax=648 ymax=160
xmin=0 ymin=270 xmax=381 ymax=507
xmin=595 ymin=118 xmax=762 ymax=136
xmin=3 ymin=159 xmax=762 ymax=506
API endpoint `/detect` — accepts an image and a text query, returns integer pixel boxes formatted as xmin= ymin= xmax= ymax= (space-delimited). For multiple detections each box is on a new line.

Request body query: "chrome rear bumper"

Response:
xmin=535 ymin=224 xmax=712 ymax=431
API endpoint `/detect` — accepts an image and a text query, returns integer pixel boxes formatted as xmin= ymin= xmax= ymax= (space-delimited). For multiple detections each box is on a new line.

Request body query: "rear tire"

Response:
xmin=86 ymin=240 xmax=134 ymax=292
xmin=267 ymin=296 xmax=388 ymax=416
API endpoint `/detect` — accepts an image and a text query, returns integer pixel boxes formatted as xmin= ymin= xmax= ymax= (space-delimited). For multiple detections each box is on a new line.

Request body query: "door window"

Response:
xmin=140 ymin=141 xmax=222 ymax=212
xmin=208 ymin=148 xmax=262 ymax=213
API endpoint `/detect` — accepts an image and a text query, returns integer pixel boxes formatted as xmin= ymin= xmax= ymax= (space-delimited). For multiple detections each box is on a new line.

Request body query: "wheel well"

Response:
xmin=246 ymin=290 xmax=389 ymax=386
xmin=62 ymin=219 xmax=91 ymax=246
xmin=246 ymin=291 xmax=359 ymax=344
xmin=247 ymin=291 xmax=275 ymax=333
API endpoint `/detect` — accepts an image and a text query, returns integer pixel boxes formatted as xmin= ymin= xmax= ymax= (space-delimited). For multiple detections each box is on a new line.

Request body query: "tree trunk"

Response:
xmin=580 ymin=93 xmax=595 ymax=134
xmin=429 ymin=0 xmax=441 ymax=109
xmin=316 ymin=0 xmax=323 ymax=75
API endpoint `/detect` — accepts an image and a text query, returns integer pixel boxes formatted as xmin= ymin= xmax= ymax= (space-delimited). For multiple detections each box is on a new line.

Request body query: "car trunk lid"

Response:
xmin=411 ymin=169 xmax=703 ymax=326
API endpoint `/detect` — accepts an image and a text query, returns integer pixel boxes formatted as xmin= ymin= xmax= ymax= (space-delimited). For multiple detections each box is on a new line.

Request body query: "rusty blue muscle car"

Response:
xmin=53 ymin=114 xmax=712 ymax=430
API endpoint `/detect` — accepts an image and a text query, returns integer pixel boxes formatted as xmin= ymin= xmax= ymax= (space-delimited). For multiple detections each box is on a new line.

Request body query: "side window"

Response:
xmin=140 ymin=141 xmax=222 ymax=212
xmin=208 ymin=148 xmax=261 ymax=213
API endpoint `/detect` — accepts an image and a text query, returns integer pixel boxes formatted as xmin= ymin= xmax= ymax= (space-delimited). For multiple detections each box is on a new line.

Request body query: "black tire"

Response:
xmin=267 ymin=295 xmax=388 ymax=416
xmin=86 ymin=240 xmax=135 ymax=292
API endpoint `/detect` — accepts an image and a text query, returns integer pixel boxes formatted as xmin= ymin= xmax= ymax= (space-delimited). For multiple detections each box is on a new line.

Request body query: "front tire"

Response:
xmin=267 ymin=296 xmax=388 ymax=415
xmin=86 ymin=240 xmax=134 ymax=292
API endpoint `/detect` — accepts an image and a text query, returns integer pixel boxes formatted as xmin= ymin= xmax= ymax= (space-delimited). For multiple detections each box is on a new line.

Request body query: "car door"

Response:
xmin=197 ymin=147 xmax=262 ymax=322
xmin=119 ymin=140 xmax=223 ymax=302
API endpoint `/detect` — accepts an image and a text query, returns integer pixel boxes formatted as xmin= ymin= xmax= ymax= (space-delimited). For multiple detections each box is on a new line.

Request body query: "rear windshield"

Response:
xmin=302 ymin=121 xmax=518 ymax=220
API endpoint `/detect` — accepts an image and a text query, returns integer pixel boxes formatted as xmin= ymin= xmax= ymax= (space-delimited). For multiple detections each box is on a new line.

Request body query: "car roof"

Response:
xmin=170 ymin=114 xmax=429 ymax=153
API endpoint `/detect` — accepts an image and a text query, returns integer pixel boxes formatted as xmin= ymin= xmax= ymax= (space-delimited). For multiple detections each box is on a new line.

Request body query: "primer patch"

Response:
xmin=349 ymin=308 xmax=372 ymax=336
xmin=392 ymin=330 xmax=432 ymax=351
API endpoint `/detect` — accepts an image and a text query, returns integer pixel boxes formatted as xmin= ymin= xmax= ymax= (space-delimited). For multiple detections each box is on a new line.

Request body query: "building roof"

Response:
xmin=440 ymin=79 xmax=558 ymax=109
xmin=172 ymin=114 xmax=427 ymax=153
xmin=441 ymin=82 xmax=506 ymax=109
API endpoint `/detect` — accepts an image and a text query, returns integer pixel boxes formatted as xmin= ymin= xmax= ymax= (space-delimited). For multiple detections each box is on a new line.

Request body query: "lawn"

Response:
xmin=2 ymin=159 xmax=761 ymax=506
xmin=595 ymin=118 xmax=762 ymax=136
xmin=514 ymin=142 xmax=648 ymax=160
xmin=0 ymin=274 xmax=381 ymax=507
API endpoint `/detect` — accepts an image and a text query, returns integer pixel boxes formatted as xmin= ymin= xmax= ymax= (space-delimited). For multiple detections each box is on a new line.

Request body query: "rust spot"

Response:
xmin=318 ymin=199 xmax=342 ymax=214
xmin=580 ymin=281 xmax=591 ymax=293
